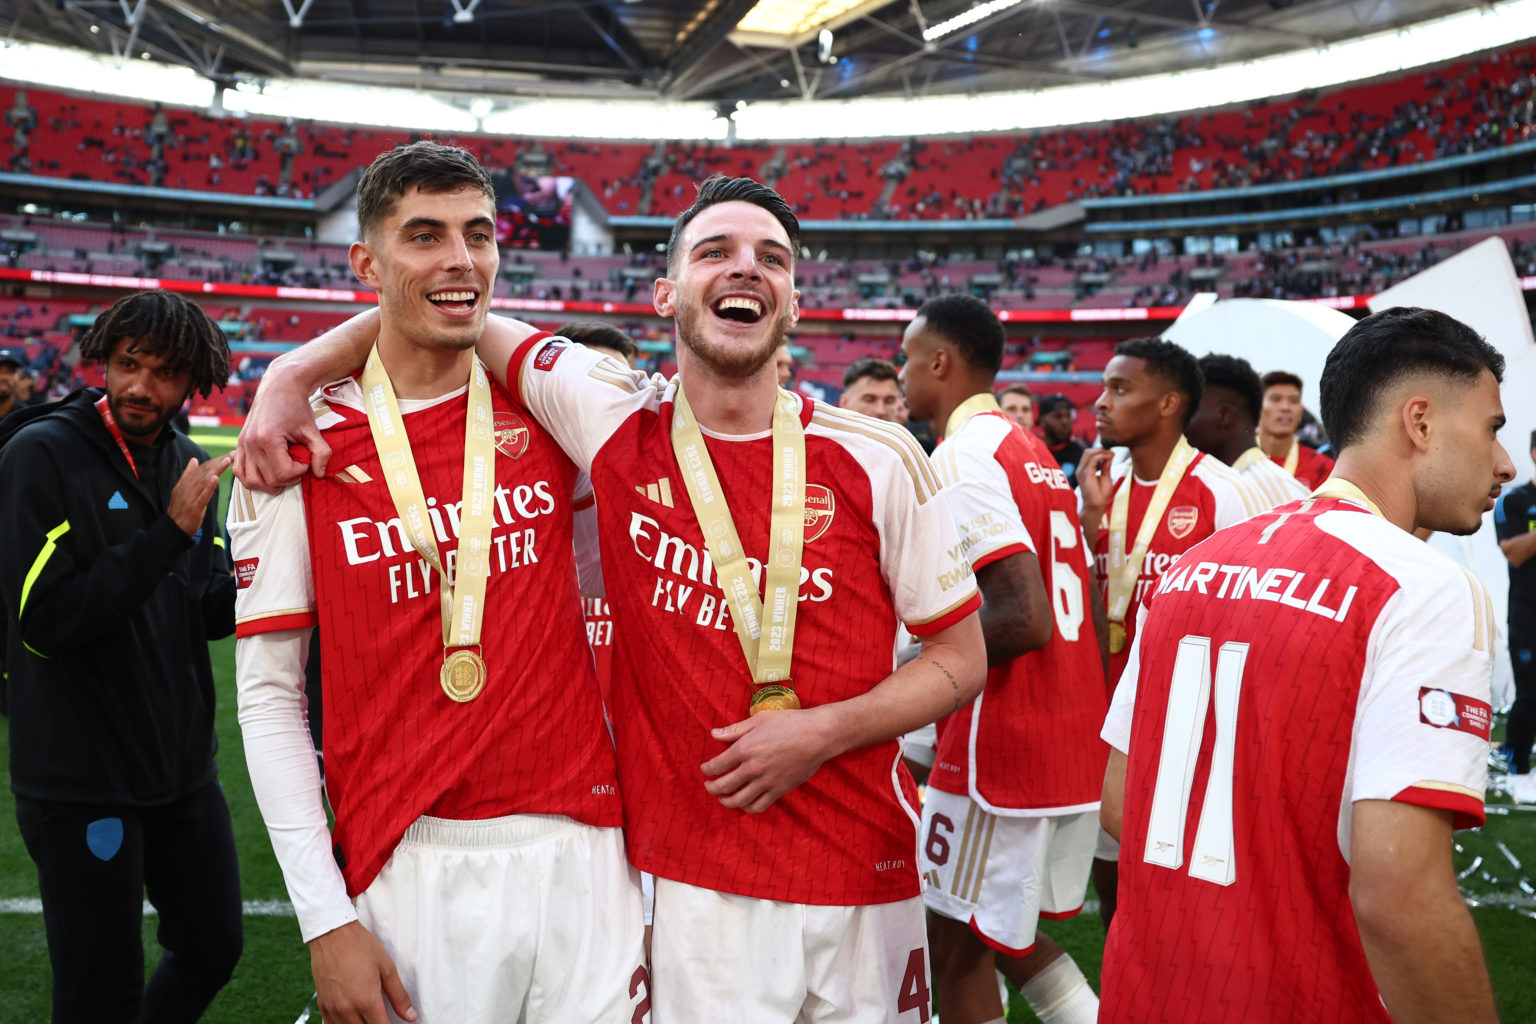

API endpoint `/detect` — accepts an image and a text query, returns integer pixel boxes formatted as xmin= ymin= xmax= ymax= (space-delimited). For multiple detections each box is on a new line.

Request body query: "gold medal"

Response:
xmin=440 ymin=648 xmax=487 ymax=703
xmin=749 ymin=684 xmax=801 ymax=715
xmin=1109 ymin=622 xmax=1127 ymax=655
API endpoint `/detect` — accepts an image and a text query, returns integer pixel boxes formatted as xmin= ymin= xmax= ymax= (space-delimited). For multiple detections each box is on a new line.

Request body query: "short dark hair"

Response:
xmin=1261 ymin=370 xmax=1304 ymax=394
xmin=915 ymin=293 xmax=1004 ymax=375
xmin=1037 ymin=392 xmax=1075 ymax=416
xmin=80 ymin=290 xmax=230 ymax=398
xmin=557 ymin=320 xmax=637 ymax=362
xmin=666 ymin=175 xmax=800 ymax=275
xmin=1320 ymin=306 xmax=1505 ymax=451
xmin=1115 ymin=337 xmax=1202 ymax=428
xmin=355 ymin=141 xmax=497 ymax=242
xmin=1197 ymin=353 xmax=1263 ymax=424
xmin=999 ymin=384 xmax=1033 ymax=403
xmin=843 ymin=356 xmax=899 ymax=389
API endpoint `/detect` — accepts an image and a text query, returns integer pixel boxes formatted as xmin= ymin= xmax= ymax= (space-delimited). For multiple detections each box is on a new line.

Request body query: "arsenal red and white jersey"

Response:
xmin=1099 ymin=494 xmax=1493 ymax=1024
xmin=1238 ymin=450 xmax=1310 ymax=508
xmin=230 ymin=376 xmax=621 ymax=899
xmin=1094 ymin=453 xmax=1258 ymax=689
xmin=1275 ymin=442 xmax=1335 ymax=490
xmin=927 ymin=405 xmax=1108 ymax=814
xmin=508 ymin=334 xmax=981 ymax=905
xmin=583 ymin=596 xmax=616 ymax=709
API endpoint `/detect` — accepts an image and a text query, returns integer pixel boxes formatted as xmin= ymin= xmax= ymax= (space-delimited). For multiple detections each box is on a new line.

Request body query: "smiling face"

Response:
xmin=350 ymin=185 xmax=498 ymax=354
xmin=655 ymin=200 xmax=800 ymax=381
xmin=105 ymin=336 xmax=192 ymax=443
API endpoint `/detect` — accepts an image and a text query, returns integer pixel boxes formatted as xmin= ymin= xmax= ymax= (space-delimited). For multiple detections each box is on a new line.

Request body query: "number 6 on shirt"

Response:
xmin=1048 ymin=510 xmax=1086 ymax=641
xmin=1143 ymin=635 xmax=1248 ymax=887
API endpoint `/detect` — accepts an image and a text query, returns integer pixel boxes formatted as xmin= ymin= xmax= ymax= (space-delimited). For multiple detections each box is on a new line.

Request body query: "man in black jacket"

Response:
xmin=0 ymin=289 xmax=241 ymax=1023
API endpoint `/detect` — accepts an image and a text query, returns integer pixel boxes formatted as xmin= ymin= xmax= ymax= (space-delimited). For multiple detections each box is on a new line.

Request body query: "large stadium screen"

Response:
xmin=488 ymin=171 xmax=576 ymax=251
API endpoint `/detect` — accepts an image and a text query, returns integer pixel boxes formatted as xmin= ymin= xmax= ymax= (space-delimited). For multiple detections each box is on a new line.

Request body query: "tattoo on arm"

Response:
xmin=924 ymin=656 xmax=962 ymax=712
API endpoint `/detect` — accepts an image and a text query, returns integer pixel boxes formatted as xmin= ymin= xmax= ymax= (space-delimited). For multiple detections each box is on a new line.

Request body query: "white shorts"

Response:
xmin=355 ymin=813 xmax=647 ymax=1024
xmin=649 ymin=877 xmax=931 ymax=1024
xmin=901 ymin=722 xmax=938 ymax=770
xmin=1095 ymin=826 xmax=1121 ymax=862
xmin=919 ymin=789 xmax=1096 ymax=956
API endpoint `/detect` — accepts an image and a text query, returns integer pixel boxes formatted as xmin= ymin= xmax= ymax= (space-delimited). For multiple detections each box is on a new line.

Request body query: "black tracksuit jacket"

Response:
xmin=0 ymin=388 xmax=236 ymax=806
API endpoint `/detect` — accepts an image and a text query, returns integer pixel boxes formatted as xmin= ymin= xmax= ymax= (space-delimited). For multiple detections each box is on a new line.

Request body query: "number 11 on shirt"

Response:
xmin=1143 ymin=636 xmax=1249 ymax=887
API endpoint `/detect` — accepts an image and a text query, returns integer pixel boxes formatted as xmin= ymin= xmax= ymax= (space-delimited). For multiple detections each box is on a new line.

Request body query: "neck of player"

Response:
xmin=375 ymin=330 xmax=476 ymax=399
xmin=1328 ymin=451 xmax=1414 ymax=532
xmin=677 ymin=350 xmax=782 ymax=433
xmin=1215 ymin=426 xmax=1255 ymax=468
xmin=1257 ymin=426 xmax=1292 ymax=459
xmin=931 ymin=380 xmax=993 ymax=442
xmin=1130 ymin=428 xmax=1182 ymax=482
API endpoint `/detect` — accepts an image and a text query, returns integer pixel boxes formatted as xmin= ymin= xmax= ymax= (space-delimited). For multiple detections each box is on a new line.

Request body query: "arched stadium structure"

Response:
xmin=1 ymin=30 xmax=1533 ymax=446
xmin=2 ymin=2 xmax=1536 ymax=1019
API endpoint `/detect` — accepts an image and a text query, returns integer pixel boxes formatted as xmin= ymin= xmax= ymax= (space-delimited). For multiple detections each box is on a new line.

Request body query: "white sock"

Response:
xmin=1019 ymin=954 xmax=1099 ymax=1024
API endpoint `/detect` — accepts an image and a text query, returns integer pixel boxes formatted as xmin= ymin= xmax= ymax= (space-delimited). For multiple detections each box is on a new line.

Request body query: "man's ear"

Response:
xmin=786 ymin=288 xmax=801 ymax=329
xmin=654 ymin=277 xmax=677 ymax=318
xmin=350 ymin=241 xmax=378 ymax=289
xmin=1401 ymin=393 xmax=1433 ymax=453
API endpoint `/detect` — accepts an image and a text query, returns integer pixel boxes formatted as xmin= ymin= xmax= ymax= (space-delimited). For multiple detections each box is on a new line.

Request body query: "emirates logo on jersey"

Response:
xmin=1167 ymin=505 xmax=1199 ymax=539
xmin=804 ymin=484 xmax=836 ymax=543
xmin=494 ymin=410 xmax=530 ymax=460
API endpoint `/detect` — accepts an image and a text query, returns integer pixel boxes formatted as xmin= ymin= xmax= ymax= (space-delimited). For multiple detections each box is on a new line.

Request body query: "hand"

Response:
xmin=1077 ymin=447 xmax=1116 ymax=517
xmin=234 ymin=366 xmax=332 ymax=491
xmin=308 ymin=921 xmax=417 ymax=1024
xmin=168 ymin=454 xmax=233 ymax=537
xmin=701 ymin=707 xmax=840 ymax=814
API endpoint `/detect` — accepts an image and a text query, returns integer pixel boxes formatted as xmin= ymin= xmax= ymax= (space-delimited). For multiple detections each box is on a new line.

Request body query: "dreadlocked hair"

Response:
xmin=80 ymin=290 xmax=231 ymax=398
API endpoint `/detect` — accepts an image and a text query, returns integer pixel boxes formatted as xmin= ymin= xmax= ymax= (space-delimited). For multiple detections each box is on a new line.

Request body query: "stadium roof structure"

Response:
xmin=0 ymin=0 xmax=1493 ymax=105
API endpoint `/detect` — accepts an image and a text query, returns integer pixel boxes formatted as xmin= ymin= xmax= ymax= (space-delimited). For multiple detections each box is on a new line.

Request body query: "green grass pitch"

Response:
xmin=1 ymin=426 xmax=1531 ymax=1021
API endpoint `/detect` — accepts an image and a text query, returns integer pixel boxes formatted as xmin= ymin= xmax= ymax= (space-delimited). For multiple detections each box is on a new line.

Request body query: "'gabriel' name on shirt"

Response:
xmin=336 ymin=481 xmax=560 ymax=604
xmin=628 ymin=511 xmax=834 ymax=630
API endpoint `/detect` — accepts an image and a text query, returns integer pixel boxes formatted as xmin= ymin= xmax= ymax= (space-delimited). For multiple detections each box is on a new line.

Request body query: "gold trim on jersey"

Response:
xmin=588 ymin=363 xmax=641 ymax=394
xmin=943 ymin=393 xmax=1002 ymax=441
xmin=228 ymin=480 xmax=258 ymax=524
xmin=1406 ymin=780 xmax=1484 ymax=802
xmin=235 ymin=606 xmax=316 ymax=626
xmin=334 ymin=464 xmax=374 ymax=485
xmin=810 ymin=407 xmax=942 ymax=504
xmin=967 ymin=813 xmax=998 ymax=904
xmin=907 ymin=589 xmax=979 ymax=629
xmin=1231 ymin=447 xmax=1269 ymax=474
xmin=635 ymin=478 xmax=676 ymax=508
xmin=1458 ymin=566 xmax=1495 ymax=654
xmin=1283 ymin=438 xmax=1300 ymax=476
xmin=949 ymin=801 xmax=978 ymax=895
xmin=1309 ymin=478 xmax=1384 ymax=518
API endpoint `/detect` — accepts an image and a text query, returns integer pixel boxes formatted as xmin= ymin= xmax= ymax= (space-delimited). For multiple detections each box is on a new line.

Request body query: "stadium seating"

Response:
xmin=3 ymin=43 xmax=1532 ymax=219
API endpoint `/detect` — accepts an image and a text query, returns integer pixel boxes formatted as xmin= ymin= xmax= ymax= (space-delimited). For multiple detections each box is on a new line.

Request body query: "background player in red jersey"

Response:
xmin=1100 ymin=307 xmax=1511 ymax=1024
xmin=1258 ymin=369 xmax=1335 ymax=488
xmin=230 ymin=143 xmax=641 ymax=1024
xmin=1076 ymin=338 xmax=1259 ymax=922
xmin=900 ymin=294 xmax=1106 ymax=1024
xmin=236 ymin=174 xmax=988 ymax=1024
xmin=1185 ymin=353 xmax=1309 ymax=508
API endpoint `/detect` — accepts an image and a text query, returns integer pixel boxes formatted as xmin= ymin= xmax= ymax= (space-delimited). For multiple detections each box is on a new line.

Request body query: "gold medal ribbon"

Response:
xmin=671 ymin=383 xmax=806 ymax=713
xmin=943 ymin=392 xmax=1002 ymax=440
xmin=1283 ymin=438 xmax=1300 ymax=476
xmin=1106 ymin=435 xmax=1199 ymax=630
xmin=361 ymin=343 xmax=497 ymax=701
xmin=1310 ymin=477 xmax=1384 ymax=518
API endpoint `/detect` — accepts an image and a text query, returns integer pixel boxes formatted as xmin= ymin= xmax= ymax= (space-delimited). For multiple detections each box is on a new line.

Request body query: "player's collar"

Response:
xmin=944 ymin=392 xmax=1001 ymax=439
xmin=1310 ymin=477 xmax=1385 ymax=518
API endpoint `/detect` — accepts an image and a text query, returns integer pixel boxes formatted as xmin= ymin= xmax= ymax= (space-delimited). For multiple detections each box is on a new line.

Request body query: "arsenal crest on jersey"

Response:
xmin=804 ymin=484 xmax=836 ymax=543
xmin=1167 ymin=505 xmax=1199 ymax=539
xmin=494 ymin=410 xmax=530 ymax=459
